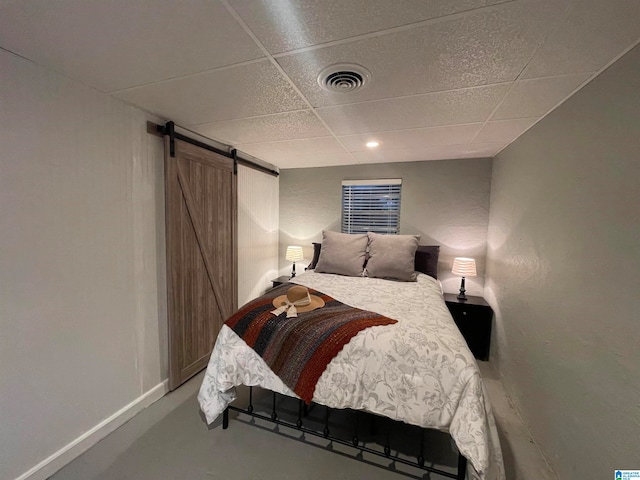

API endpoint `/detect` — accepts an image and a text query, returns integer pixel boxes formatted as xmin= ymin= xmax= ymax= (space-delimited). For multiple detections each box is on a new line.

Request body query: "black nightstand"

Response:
xmin=444 ymin=294 xmax=493 ymax=361
xmin=271 ymin=276 xmax=291 ymax=288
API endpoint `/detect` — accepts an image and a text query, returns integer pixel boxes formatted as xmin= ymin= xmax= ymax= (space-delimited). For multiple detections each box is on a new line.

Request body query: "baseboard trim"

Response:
xmin=14 ymin=379 xmax=169 ymax=480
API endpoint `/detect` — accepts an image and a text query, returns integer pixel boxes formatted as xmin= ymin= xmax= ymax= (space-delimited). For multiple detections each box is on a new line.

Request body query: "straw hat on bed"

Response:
xmin=271 ymin=285 xmax=325 ymax=318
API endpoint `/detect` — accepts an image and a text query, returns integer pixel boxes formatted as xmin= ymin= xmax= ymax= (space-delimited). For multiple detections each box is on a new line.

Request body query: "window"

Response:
xmin=341 ymin=179 xmax=402 ymax=235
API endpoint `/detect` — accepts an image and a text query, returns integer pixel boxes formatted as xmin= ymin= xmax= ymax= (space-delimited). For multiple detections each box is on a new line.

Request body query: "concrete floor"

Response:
xmin=476 ymin=362 xmax=557 ymax=480
xmin=50 ymin=363 xmax=557 ymax=480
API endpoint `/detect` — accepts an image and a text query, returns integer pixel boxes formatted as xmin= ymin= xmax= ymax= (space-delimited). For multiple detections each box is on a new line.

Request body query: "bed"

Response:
xmin=198 ymin=233 xmax=505 ymax=480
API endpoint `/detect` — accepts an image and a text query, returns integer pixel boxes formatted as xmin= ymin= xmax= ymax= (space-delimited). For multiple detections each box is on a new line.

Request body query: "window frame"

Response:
xmin=341 ymin=179 xmax=402 ymax=235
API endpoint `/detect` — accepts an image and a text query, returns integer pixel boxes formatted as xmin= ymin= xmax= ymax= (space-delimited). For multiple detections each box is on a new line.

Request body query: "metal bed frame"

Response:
xmin=223 ymin=387 xmax=467 ymax=480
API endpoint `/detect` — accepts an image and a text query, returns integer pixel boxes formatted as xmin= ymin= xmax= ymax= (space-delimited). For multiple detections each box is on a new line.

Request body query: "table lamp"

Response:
xmin=452 ymin=257 xmax=476 ymax=301
xmin=285 ymin=246 xmax=304 ymax=278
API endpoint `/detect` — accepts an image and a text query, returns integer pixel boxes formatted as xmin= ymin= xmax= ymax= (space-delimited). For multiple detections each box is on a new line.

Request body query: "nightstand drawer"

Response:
xmin=444 ymin=294 xmax=492 ymax=361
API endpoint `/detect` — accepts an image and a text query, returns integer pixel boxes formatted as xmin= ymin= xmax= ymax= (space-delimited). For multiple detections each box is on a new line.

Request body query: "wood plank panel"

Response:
xmin=165 ymin=138 xmax=237 ymax=390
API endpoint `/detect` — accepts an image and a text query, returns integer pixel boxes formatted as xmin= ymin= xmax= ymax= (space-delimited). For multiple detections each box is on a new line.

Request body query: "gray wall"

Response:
xmin=1 ymin=50 xmax=283 ymax=480
xmin=0 ymin=50 xmax=167 ymax=480
xmin=485 ymin=45 xmax=640 ymax=478
xmin=279 ymin=158 xmax=492 ymax=295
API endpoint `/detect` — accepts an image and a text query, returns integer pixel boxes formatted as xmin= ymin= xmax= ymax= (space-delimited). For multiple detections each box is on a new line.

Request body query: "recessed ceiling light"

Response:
xmin=366 ymin=141 xmax=380 ymax=148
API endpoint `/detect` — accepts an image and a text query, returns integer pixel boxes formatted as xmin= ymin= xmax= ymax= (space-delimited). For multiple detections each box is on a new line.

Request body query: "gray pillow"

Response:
xmin=365 ymin=232 xmax=420 ymax=281
xmin=314 ymin=231 xmax=368 ymax=277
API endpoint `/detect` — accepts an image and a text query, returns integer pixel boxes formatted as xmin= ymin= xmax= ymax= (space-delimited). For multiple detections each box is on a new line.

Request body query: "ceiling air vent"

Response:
xmin=317 ymin=64 xmax=371 ymax=93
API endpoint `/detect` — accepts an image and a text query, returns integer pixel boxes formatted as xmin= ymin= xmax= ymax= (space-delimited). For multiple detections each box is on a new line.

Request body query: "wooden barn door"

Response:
xmin=165 ymin=138 xmax=237 ymax=390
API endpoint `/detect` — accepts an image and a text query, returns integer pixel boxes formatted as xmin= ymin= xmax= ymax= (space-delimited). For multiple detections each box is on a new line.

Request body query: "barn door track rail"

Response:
xmin=148 ymin=121 xmax=279 ymax=177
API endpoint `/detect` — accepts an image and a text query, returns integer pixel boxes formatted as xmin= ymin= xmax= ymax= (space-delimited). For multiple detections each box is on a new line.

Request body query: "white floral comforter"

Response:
xmin=198 ymin=271 xmax=504 ymax=480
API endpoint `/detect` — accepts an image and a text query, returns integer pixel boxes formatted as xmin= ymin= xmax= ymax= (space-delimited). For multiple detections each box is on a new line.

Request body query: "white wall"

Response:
xmin=485 ymin=44 xmax=640 ymax=478
xmin=0 ymin=50 xmax=167 ymax=480
xmin=279 ymin=159 xmax=492 ymax=295
xmin=237 ymin=165 xmax=279 ymax=307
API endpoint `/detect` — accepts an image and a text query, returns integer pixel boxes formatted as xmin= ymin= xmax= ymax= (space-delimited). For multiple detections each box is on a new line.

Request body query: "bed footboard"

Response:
xmin=223 ymin=387 xmax=467 ymax=480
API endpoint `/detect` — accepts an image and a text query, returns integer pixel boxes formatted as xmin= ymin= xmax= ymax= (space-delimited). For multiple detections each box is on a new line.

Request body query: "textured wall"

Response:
xmin=0 ymin=49 xmax=284 ymax=479
xmin=485 ymin=44 xmax=640 ymax=478
xmin=279 ymin=159 xmax=492 ymax=295
xmin=0 ymin=50 xmax=167 ymax=480
xmin=237 ymin=165 xmax=279 ymax=307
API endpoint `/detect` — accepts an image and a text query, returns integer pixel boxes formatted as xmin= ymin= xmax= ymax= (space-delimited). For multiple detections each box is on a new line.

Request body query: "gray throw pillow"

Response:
xmin=314 ymin=231 xmax=368 ymax=277
xmin=365 ymin=232 xmax=420 ymax=281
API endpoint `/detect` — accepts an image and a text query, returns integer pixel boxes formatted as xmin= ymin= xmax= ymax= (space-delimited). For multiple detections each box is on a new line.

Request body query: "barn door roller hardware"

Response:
xmin=147 ymin=121 xmax=278 ymax=177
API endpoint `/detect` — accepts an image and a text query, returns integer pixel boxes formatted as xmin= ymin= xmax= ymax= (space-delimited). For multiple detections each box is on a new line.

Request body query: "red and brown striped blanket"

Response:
xmin=225 ymin=283 xmax=398 ymax=404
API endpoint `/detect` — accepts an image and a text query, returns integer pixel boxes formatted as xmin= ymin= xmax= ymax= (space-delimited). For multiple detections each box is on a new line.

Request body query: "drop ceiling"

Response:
xmin=1 ymin=0 xmax=639 ymax=169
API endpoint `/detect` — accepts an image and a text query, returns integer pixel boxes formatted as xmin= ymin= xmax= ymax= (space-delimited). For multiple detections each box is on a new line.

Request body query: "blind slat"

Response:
xmin=341 ymin=181 xmax=402 ymax=235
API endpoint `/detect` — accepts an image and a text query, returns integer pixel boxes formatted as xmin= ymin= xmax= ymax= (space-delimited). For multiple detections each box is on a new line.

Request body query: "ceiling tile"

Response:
xmin=277 ymin=152 xmax=356 ymax=169
xmin=317 ymin=84 xmax=510 ymax=135
xmin=352 ymin=143 xmax=504 ymax=164
xmin=189 ymin=110 xmax=331 ymax=145
xmin=0 ymin=0 xmax=264 ymax=92
xmin=229 ymin=0 xmax=510 ymax=54
xmin=492 ymin=73 xmax=591 ymax=120
xmin=113 ymin=61 xmax=308 ymax=125
xmin=338 ymin=124 xmax=484 ymax=151
xmin=472 ymin=118 xmax=538 ymax=144
xmin=276 ymin=1 xmax=565 ymax=107
xmin=1 ymin=0 xmax=636 ymax=167
xmin=522 ymin=0 xmax=640 ymax=78
xmin=237 ymin=137 xmax=346 ymax=164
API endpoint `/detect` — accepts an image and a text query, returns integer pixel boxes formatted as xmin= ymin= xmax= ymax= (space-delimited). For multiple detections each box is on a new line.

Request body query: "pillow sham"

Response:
xmin=314 ymin=231 xmax=368 ymax=277
xmin=365 ymin=232 xmax=420 ymax=281
xmin=310 ymin=241 xmax=440 ymax=278
xmin=414 ymin=245 xmax=440 ymax=279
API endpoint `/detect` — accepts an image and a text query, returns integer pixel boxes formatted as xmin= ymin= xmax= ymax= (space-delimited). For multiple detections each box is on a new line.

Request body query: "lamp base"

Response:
xmin=290 ymin=262 xmax=296 ymax=279
xmin=457 ymin=276 xmax=467 ymax=301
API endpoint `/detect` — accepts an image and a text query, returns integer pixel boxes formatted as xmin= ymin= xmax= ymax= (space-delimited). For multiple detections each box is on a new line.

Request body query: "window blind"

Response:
xmin=341 ymin=179 xmax=402 ymax=235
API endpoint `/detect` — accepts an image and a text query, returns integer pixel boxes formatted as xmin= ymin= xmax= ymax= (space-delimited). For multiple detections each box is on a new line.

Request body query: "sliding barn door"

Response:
xmin=165 ymin=138 xmax=237 ymax=390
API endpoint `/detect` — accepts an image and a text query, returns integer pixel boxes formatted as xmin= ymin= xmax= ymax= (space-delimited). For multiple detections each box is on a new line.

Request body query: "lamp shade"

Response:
xmin=285 ymin=246 xmax=304 ymax=262
xmin=452 ymin=257 xmax=477 ymax=277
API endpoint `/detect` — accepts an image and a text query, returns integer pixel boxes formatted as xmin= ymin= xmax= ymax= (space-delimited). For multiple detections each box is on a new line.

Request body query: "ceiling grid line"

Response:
xmin=185 ymin=108 xmax=309 ymax=127
xmin=220 ymin=0 xmax=361 ymax=165
xmin=269 ymin=0 xmax=518 ymax=59
xmin=313 ymin=81 xmax=514 ymax=111
xmin=467 ymin=0 xmax=577 ymax=146
xmin=491 ymin=33 xmax=640 ymax=158
xmin=108 ymin=57 xmax=269 ymax=95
